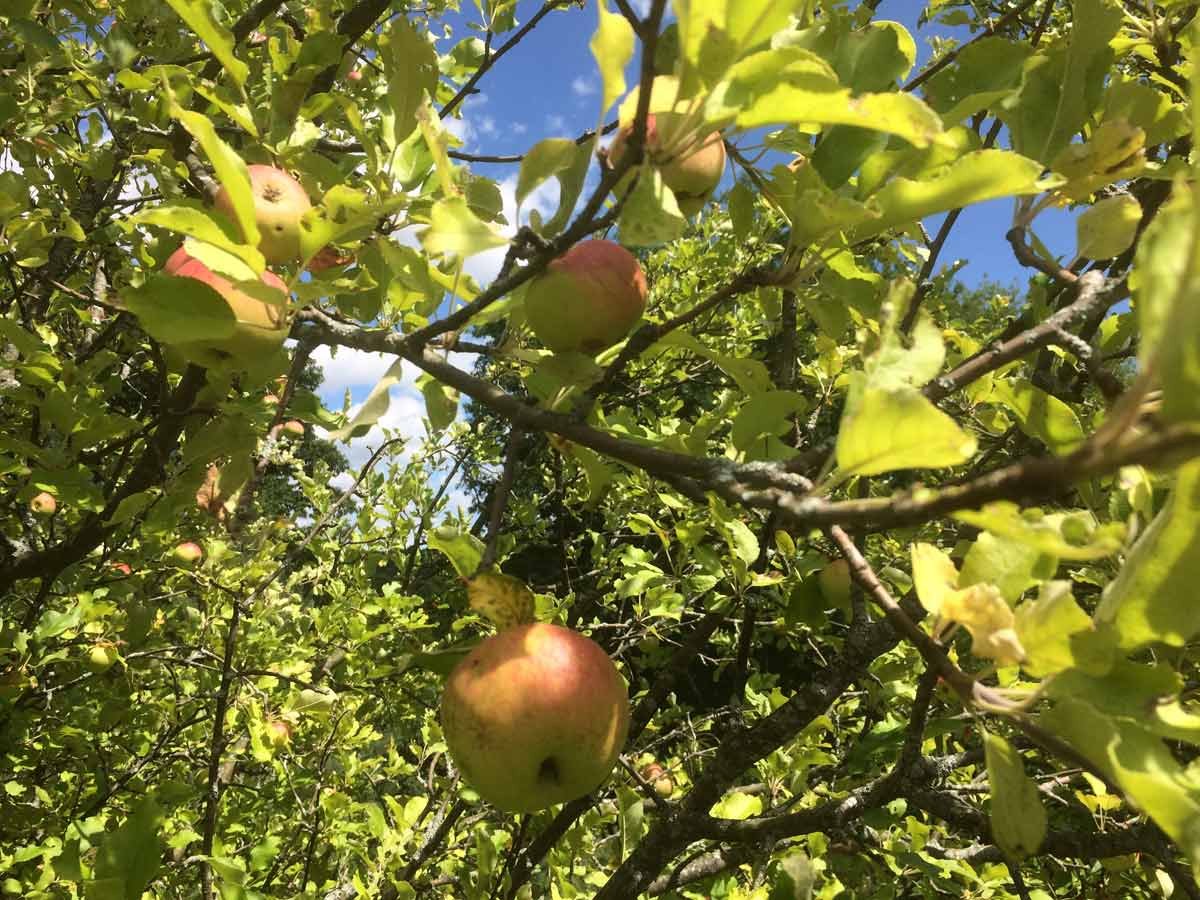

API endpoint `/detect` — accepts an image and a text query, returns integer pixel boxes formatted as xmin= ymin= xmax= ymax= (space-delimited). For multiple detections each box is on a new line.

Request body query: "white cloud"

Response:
xmin=478 ymin=115 xmax=498 ymax=136
xmin=310 ymin=346 xmax=399 ymax=399
xmin=511 ymin=122 xmax=528 ymax=135
xmin=571 ymin=76 xmax=597 ymax=97
xmin=444 ymin=115 xmax=474 ymax=145
xmin=545 ymin=113 xmax=567 ymax=133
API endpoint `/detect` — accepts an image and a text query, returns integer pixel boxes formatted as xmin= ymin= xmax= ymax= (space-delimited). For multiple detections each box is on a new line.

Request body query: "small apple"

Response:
xmin=441 ymin=622 xmax=630 ymax=813
xmin=279 ymin=419 xmax=304 ymax=438
xmin=818 ymin=558 xmax=852 ymax=610
xmin=213 ymin=164 xmax=313 ymax=264
xmin=29 ymin=491 xmax=56 ymax=516
xmin=346 ymin=68 xmax=363 ymax=83
xmin=163 ymin=246 xmax=290 ymax=369
xmin=524 ymin=240 xmax=648 ymax=355
xmin=638 ymin=762 xmax=674 ymax=798
xmin=85 ymin=642 xmax=119 ymax=673
xmin=173 ymin=541 xmax=204 ymax=565
xmin=266 ymin=719 xmax=292 ymax=749
xmin=610 ymin=112 xmax=726 ymax=216
xmin=110 ymin=561 xmax=132 ymax=576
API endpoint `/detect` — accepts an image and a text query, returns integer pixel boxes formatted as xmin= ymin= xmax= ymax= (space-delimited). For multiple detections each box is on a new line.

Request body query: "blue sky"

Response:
xmin=313 ymin=0 xmax=1080 ymax=505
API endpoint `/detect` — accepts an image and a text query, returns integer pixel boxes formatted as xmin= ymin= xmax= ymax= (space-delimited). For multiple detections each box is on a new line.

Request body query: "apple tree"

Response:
xmin=3 ymin=0 xmax=1200 ymax=898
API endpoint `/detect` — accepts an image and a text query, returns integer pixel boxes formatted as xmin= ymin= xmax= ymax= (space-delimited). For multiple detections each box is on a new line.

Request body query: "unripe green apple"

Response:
xmin=279 ymin=419 xmax=305 ymax=438
xmin=818 ymin=558 xmax=852 ymax=610
xmin=86 ymin=643 xmax=119 ymax=673
xmin=173 ymin=541 xmax=203 ymax=565
xmin=29 ymin=491 xmax=56 ymax=516
xmin=610 ymin=113 xmax=726 ymax=216
xmin=163 ymin=246 xmax=289 ymax=370
xmin=266 ymin=719 xmax=292 ymax=749
xmin=441 ymin=622 xmax=631 ymax=813
xmin=213 ymin=165 xmax=313 ymax=264
xmin=524 ymin=240 xmax=647 ymax=355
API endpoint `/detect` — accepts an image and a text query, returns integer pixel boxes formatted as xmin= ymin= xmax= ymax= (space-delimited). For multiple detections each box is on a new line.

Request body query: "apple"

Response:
xmin=610 ymin=113 xmax=726 ymax=216
xmin=638 ymin=762 xmax=674 ymax=798
xmin=818 ymin=558 xmax=852 ymax=610
xmin=110 ymin=561 xmax=132 ymax=576
xmin=524 ymin=240 xmax=648 ymax=355
xmin=266 ymin=719 xmax=292 ymax=749
xmin=29 ymin=491 xmax=56 ymax=516
xmin=279 ymin=419 xmax=305 ymax=438
xmin=86 ymin=643 xmax=119 ymax=673
xmin=213 ymin=164 xmax=312 ymax=264
xmin=173 ymin=541 xmax=203 ymax=565
xmin=347 ymin=68 xmax=363 ymax=83
xmin=163 ymin=246 xmax=290 ymax=369
xmin=441 ymin=622 xmax=630 ymax=812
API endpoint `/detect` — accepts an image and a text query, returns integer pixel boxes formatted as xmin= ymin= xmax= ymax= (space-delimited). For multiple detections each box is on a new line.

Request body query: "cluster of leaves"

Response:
xmin=3 ymin=0 xmax=1200 ymax=899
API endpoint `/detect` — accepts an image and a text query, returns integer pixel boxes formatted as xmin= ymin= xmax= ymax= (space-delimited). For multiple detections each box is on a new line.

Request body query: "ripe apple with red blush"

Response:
xmin=524 ymin=240 xmax=647 ymax=355
xmin=440 ymin=622 xmax=631 ymax=812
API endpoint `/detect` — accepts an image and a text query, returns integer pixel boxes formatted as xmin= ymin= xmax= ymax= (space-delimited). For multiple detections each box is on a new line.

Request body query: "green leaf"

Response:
xmin=122 ymin=274 xmax=236 ymax=345
xmin=382 ymin=16 xmax=439 ymax=145
xmin=421 ymin=197 xmax=508 ymax=260
xmin=1076 ymin=194 xmax=1141 ymax=260
xmin=1041 ymin=697 xmax=1200 ymax=866
xmin=93 ymin=798 xmax=165 ymax=900
xmin=722 ymin=518 xmax=760 ymax=566
xmin=1005 ymin=0 xmax=1123 ymax=163
xmin=1046 ymin=660 xmax=1200 ymax=745
xmin=731 ymin=390 xmax=808 ymax=452
xmin=327 ymin=359 xmax=404 ymax=442
xmin=617 ymin=168 xmax=687 ymax=247
xmin=954 ymin=502 xmax=1125 ymax=561
xmin=103 ymin=490 xmax=158 ymax=527
xmin=416 ymin=373 xmax=460 ymax=433
xmin=164 ymin=0 xmax=249 ymax=88
xmin=167 ymin=103 xmax=260 ymax=251
xmin=769 ymin=851 xmax=815 ymax=900
xmin=911 ymin=542 xmax=959 ymax=617
xmin=708 ymin=47 xmax=944 ymax=148
xmin=828 ymin=20 xmax=916 ymax=92
xmin=710 ymin=790 xmax=763 ymax=820
xmin=297 ymin=185 xmax=385 ymax=269
xmin=1015 ymin=581 xmax=1111 ymax=678
xmin=427 ymin=526 xmax=485 ymax=579
xmin=836 ymin=378 xmax=976 ymax=476
xmin=590 ymin=1 xmax=634 ymax=115
xmin=132 ymin=204 xmax=265 ymax=273
xmin=982 ymin=729 xmax=1046 ymax=860
xmin=1131 ymin=184 xmax=1200 ymax=423
xmin=960 ymin=531 xmax=1048 ymax=605
xmin=922 ymin=37 xmax=1033 ymax=123
xmin=515 ymin=138 xmax=592 ymax=235
xmin=856 ymin=150 xmax=1044 ymax=240
xmin=1096 ymin=460 xmax=1200 ymax=649
xmin=988 ymin=378 xmax=1085 ymax=455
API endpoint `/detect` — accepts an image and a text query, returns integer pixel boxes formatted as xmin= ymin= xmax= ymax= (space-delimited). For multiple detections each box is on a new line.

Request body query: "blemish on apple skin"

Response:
xmin=537 ymin=756 xmax=560 ymax=784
